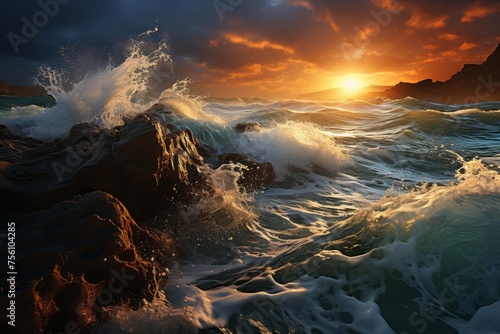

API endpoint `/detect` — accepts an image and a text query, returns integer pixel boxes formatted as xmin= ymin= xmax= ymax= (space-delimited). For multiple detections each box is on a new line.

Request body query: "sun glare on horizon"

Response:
xmin=341 ymin=77 xmax=363 ymax=93
xmin=336 ymin=75 xmax=366 ymax=96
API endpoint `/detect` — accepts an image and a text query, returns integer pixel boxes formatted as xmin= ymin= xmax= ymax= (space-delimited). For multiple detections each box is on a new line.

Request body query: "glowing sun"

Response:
xmin=342 ymin=77 xmax=363 ymax=92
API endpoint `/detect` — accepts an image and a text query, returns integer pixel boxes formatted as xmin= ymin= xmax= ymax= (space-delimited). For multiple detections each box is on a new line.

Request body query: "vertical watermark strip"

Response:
xmin=5 ymin=222 xmax=17 ymax=327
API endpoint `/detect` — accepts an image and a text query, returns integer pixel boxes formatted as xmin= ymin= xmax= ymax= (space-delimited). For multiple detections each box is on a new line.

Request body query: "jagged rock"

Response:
xmin=67 ymin=123 xmax=101 ymax=146
xmin=0 ymin=125 xmax=46 ymax=163
xmin=0 ymin=81 xmax=48 ymax=97
xmin=0 ymin=191 xmax=174 ymax=334
xmin=235 ymin=122 xmax=263 ymax=133
xmin=219 ymin=153 xmax=275 ymax=190
xmin=381 ymin=43 xmax=500 ymax=104
xmin=0 ymin=114 xmax=211 ymax=220
xmin=0 ymin=110 xmax=276 ymax=334
xmin=384 ymin=79 xmax=439 ymax=100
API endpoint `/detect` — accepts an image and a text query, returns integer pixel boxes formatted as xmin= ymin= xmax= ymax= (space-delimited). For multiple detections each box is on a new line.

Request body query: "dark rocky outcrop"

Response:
xmin=0 ymin=112 xmax=275 ymax=333
xmin=0 ymin=125 xmax=46 ymax=163
xmin=0 ymin=81 xmax=48 ymax=97
xmin=381 ymin=44 xmax=500 ymax=104
xmin=235 ymin=122 xmax=263 ymax=133
xmin=298 ymin=85 xmax=391 ymax=101
xmin=219 ymin=153 xmax=275 ymax=190
xmin=0 ymin=191 xmax=174 ymax=334
xmin=384 ymin=79 xmax=441 ymax=100
xmin=0 ymin=114 xmax=210 ymax=221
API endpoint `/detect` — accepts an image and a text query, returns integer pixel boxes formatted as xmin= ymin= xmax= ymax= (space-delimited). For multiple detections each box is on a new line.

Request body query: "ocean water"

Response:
xmin=0 ymin=95 xmax=55 ymax=110
xmin=1 ymin=41 xmax=500 ymax=334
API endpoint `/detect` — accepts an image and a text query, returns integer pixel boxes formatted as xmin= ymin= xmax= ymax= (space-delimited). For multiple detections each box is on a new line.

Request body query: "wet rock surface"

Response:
xmin=0 ymin=114 xmax=210 ymax=221
xmin=235 ymin=122 xmax=263 ymax=133
xmin=0 ymin=191 xmax=174 ymax=333
xmin=0 ymin=113 xmax=275 ymax=333
xmin=219 ymin=153 xmax=275 ymax=190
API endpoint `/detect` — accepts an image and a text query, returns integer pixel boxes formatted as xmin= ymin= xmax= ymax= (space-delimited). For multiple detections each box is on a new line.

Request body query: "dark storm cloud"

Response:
xmin=0 ymin=0 xmax=244 ymax=83
xmin=0 ymin=0 xmax=499 ymax=95
xmin=1 ymin=1 xmax=121 ymax=57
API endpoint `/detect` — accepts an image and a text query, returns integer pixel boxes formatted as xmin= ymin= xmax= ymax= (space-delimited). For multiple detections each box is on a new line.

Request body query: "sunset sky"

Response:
xmin=1 ymin=0 xmax=500 ymax=98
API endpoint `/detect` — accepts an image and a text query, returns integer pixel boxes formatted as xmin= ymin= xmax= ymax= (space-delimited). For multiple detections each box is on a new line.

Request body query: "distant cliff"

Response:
xmin=0 ymin=81 xmax=48 ymax=97
xmin=382 ymin=44 xmax=500 ymax=104
xmin=298 ymin=85 xmax=391 ymax=100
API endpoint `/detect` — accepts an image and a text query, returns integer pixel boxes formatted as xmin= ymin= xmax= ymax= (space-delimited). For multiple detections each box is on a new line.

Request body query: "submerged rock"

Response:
xmin=235 ymin=122 xmax=263 ymax=133
xmin=219 ymin=153 xmax=275 ymax=190
xmin=0 ymin=191 xmax=174 ymax=334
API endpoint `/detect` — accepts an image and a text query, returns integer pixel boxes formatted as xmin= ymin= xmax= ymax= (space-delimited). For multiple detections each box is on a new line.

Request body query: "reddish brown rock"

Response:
xmin=0 ymin=111 xmax=276 ymax=334
xmin=0 ymin=191 xmax=174 ymax=334
xmin=0 ymin=114 xmax=210 ymax=220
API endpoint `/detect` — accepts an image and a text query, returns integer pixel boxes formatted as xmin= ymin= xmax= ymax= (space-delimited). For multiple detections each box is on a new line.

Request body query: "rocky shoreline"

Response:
xmin=0 ymin=81 xmax=49 ymax=98
xmin=0 ymin=110 xmax=274 ymax=333
xmin=376 ymin=44 xmax=500 ymax=104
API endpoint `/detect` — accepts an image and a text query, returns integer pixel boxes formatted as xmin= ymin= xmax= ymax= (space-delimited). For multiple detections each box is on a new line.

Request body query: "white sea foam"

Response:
xmin=3 ymin=31 xmax=500 ymax=334
xmin=3 ymin=39 xmax=171 ymax=140
xmin=157 ymin=80 xmax=225 ymax=125
xmin=235 ymin=121 xmax=351 ymax=179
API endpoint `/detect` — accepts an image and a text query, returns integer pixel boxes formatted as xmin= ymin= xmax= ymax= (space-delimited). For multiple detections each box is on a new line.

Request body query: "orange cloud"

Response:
xmin=441 ymin=50 xmax=459 ymax=58
xmin=461 ymin=2 xmax=500 ymax=23
xmin=459 ymin=42 xmax=479 ymax=51
xmin=415 ymin=49 xmax=462 ymax=64
xmin=371 ymin=0 xmax=405 ymax=13
xmin=218 ymin=32 xmax=295 ymax=54
xmin=220 ymin=63 xmax=264 ymax=82
xmin=417 ymin=53 xmax=441 ymax=63
xmin=357 ymin=24 xmax=381 ymax=42
xmin=439 ymin=33 xmax=460 ymax=41
xmin=287 ymin=0 xmax=313 ymax=10
xmin=288 ymin=0 xmax=339 ymax=32
xmin=188 ymin=2 xmax=500 ymax=98
xmin=324 ymin=11 xmax=340 ymax=32
xmin=198 ymin=57 xmax=324 ymax=98
xmin=407 ymin=11 xmax=448 ymax=29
